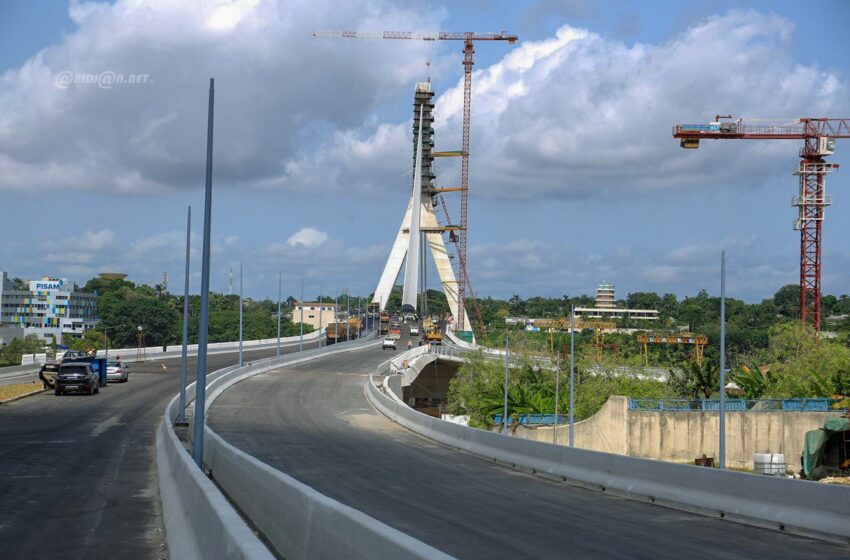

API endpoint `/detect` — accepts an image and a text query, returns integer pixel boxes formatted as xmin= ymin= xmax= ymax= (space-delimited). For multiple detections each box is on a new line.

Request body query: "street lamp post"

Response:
xmin=719 ymin=250 xmax=727 ymax=470
xmin=276 ymin=272 xmax=281 ymax=357
xmin=569 ymin=305 xmax=575 ymax=448
xmin=192 ymin=77 xmax=215 ymax=470
xmin=299 ymin=278 xmax=304 ymax=353
xmin=238 ymin=262 xmax=243 ymax=368
xmin=178 ymin=205 xmax=191 ymax=424
xmin=502 ymin=335 xmax=510 ymax=435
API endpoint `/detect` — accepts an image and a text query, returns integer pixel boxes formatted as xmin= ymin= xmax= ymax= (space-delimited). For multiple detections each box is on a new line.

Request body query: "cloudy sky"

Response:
xmin=1 ymin=0 xmax=848 ymax=302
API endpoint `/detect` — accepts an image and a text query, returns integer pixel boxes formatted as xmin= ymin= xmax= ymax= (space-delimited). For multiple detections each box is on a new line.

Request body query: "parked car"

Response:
xmin=39 ymin=363 xmax=61 ymax=389
xmin=106 ymin=360 xmax=129 ymax=383
xmin=55 ymin=363 xmax=99 ymax=396
xmin=58 ymin=350 xmax=88 ymax=363
xmin=382 ymin=338 xmax=397 ymax=350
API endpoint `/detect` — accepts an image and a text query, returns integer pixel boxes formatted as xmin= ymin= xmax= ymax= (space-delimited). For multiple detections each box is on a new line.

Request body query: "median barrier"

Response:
xmin=366 ymin=367 xmax=850 ymax=543
xmin=160 ymin=331 xmax=456 ymax=559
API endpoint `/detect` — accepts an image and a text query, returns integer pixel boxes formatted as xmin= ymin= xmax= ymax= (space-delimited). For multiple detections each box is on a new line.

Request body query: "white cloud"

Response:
xmin=291 ymin=10 xmax=846 ymax=201
xmin=0 ymin=0 xmax=447 ymax=195
xmin=287 ymin=227 xmax=329 ymax=248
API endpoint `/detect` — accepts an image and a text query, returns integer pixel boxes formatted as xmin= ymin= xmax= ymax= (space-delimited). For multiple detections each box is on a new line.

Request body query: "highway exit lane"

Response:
xmin=208 ymin=344 xmax=847 ymax=560
xmin=0 ymin=338 xmax=320 ymax=560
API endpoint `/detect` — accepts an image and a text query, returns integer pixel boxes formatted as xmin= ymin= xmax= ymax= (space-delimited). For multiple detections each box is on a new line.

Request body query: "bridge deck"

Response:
xmin=208 ymin=346 xmax=844 ymax=559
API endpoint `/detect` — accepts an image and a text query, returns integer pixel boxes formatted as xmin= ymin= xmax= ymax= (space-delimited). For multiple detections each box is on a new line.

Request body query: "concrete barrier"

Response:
xmin=157 ymin=391 xmax=274 ymax=560
xmin=204 ymin=428 xmax=453 ymax=560
xmin=366 ymin=370 xmax=850 ymax=543
xmin=159 ymin=332 xmax=457 ymax=559
xmin=101 ymin=329 xmax=323 ymax=363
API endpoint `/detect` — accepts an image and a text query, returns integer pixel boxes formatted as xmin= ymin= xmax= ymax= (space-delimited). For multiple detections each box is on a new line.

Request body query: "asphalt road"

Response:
xmin=0 ymin=338 xmax=320 ymax=560
xmin=208 ymin=342 xmax=847 ymax=560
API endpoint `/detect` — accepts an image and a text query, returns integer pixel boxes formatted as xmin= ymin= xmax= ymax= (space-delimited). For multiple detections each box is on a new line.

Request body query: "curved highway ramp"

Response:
xmin=207 ymin=345 xmax=845 ymax=559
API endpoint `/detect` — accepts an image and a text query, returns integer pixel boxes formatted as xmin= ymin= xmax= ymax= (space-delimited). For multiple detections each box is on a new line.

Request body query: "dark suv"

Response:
xmin=55 ymin=363 xmax=100 ymax=396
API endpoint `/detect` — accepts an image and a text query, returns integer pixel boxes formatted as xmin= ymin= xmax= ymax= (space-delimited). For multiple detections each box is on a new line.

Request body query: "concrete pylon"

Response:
xmin=401 ymin=104 xmax=425 ymax=309
xmin=372 ymin=82 xmax=467 ymax=327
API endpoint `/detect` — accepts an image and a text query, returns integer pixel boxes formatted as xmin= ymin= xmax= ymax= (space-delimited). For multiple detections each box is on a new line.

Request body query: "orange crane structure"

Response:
xmin=673 ymin=117 xmax=850 ymax=330
xmin=637 ymin=333 xmax=708 ymax=366
xmin=314 ymin=30 xmax=518 ymax=333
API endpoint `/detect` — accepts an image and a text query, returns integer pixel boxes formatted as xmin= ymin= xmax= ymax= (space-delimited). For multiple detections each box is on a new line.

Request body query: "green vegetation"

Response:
xmin=447 ymin=320 xmax=850 ymax=429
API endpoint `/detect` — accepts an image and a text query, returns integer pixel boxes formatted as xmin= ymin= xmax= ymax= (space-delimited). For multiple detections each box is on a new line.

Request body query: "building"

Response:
xmin=596 ymin=282 xmax=616 ymax=309
xmin=574 ymin=307 xmax=660 ymax=321
xmin=0 ymin=272 xmax=99 ymax=345
xmin=292 ymin=302 xmax=338 ymax=330
xmin=575 ymin=280 xmax=659 ymax=321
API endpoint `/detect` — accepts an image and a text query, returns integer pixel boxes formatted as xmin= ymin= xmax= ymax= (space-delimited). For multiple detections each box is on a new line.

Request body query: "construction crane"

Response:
xmin=673 ymin=117 xmax=850 ymax=330
xmin=314 ymin=30 xmax=519 ymax=332
xmin=637 ymin=333 xmax=708 ymax=366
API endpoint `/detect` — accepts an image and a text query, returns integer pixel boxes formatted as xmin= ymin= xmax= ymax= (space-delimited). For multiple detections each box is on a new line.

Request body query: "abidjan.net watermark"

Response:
xmin=55 ymin=71 xmax=151 ymax=89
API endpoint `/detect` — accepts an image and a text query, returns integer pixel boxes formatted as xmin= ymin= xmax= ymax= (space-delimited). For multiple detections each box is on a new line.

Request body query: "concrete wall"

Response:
xmin=507 ymin=396 xmax=839 ymax=472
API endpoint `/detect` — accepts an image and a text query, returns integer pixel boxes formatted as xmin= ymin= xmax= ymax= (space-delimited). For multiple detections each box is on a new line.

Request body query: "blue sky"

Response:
xmin=1 ymin=0 xmax=848 ymax=303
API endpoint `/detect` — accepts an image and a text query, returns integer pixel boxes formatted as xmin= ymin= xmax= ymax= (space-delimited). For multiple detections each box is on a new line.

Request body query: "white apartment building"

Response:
xmin=0 ymin=272 xmax=99 ymax=345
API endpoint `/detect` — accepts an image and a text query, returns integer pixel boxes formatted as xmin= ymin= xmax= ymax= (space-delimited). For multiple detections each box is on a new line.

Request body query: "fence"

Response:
xmin=629 ymin=398 xmax=849 ymax=413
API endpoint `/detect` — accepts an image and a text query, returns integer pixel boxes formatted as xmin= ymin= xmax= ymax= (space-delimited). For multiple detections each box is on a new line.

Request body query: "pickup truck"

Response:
xmin=409 ymin=326 xmax=420 ymax=337
xmin=382 ymin=338 xmax=397 ymax=350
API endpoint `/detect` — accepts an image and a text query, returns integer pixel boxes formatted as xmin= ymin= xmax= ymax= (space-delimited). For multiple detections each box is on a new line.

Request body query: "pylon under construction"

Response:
xmin=373 ymin=82 xmax=468 ymax=329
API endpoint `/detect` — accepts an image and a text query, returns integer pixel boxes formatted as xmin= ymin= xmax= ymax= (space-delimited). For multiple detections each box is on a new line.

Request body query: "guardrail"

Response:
xmin=366 ymin=366 xmax=850 ymax=543
xmin=158 ymin=331 xmax=455 ymax=559
xmin=630 ymin=398 xmax=850 ymax=412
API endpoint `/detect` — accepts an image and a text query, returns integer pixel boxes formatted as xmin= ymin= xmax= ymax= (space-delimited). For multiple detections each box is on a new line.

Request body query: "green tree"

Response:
xmin=667 ymin=361 xmax=720 ymax=399
xmin=0 ymin=335 xmax=47 ymax=366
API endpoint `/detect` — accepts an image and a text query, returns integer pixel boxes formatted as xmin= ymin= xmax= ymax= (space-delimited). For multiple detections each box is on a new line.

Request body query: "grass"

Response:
xmin=0 ymin=381 xmax=45 ymax=402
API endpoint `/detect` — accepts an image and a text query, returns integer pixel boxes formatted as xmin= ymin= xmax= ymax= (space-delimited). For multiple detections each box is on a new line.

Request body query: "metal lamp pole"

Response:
xmin=346 ymin=289 xmax=351 ymax=342
xmin=569 ymin=305 xmax=575 ymax=448
xmin=178 ymin=206 xmax=191 ymax=424
xmin=238 ymin=262 xmax=243 ymax=367
xmin=502 ymin=335 xmax=510 ymax=435
xmin=319 ymin=281 xmax=323 ymax=347
xmin=299 ymin=278 xmax=304 ymax=353
xmin=554 ymin=351 xmax=560 ymax=445
xmin=719 ymin=250 xmax=727 ymax=470
xmin=276 ymin=273 xmax=281 ymax=357
xmin=192 ymin=77 xmax=215 ymax=469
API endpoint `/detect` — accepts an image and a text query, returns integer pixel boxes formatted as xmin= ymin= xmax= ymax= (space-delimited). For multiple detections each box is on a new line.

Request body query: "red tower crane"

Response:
xmin=314 ymin=30 xmax=519 ymax=332
xmin=673 ymin=117 xmax=850 ymax=330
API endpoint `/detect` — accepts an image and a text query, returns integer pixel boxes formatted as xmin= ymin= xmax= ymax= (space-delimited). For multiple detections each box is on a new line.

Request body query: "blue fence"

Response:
xmin=493 ymin=414 xmax=568 ymax=426
xmin=628 ymin=398 xmax=849 ymax=412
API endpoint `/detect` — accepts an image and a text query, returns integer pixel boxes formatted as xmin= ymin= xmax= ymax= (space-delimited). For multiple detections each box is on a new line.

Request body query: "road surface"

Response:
xmin=0 ymin=339 xmax=320 ymax=559
xmin=209 ymin=342 xmax=846 ymax=559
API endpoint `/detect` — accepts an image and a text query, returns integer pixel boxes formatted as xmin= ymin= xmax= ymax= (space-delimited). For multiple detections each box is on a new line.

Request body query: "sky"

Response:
xmin=0 ymin=0 xmax=848 ymax=303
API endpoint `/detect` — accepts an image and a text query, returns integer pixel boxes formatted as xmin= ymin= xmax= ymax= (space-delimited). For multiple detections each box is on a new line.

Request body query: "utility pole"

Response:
xmin=346 ymin=289 xmax=351 ymax=342
xmin=192 ymin=77 xmax=215 ymax=469
xmin=554 ymin=351 xmax=560 ymax=445
xmin=177 ymin=206 xmax=191 ymax=425
xmin=238 ymin=262 xmax=243 ymax=367
xmin=502 ymin=335 xmax=509 ymax=435
xmin=299 ymin=278 xmax=304 ymax=353
xmin=719 ymin=250 xmax=727 ymax=469
xmin=319 ymin=280 xmax=323 ymax=347
xmin=276 ymin=273 xmax=281 ymax=357
xmin=569 ymin=305 xmax=575 ymax=448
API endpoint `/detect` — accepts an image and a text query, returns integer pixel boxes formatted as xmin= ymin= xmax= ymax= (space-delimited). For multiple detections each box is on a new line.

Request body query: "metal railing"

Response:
xmin=629 ymin=398 xmax=849 ymax=412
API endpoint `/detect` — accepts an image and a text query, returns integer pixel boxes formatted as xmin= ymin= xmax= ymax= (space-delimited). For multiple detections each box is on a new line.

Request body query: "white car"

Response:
xmin=106 ymin=360 xmax=129 ymax=383
xmin=382 ymin=338 xmax=397 ymax=350
xmin=409 ymin=327 xmax=420 ymax=337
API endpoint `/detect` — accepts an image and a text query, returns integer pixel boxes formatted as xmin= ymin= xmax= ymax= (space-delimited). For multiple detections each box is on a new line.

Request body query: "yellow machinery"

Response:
xmin=534 ymin=318 xmax=616 ymax=357
xmin=637 ymin=333 xmax=708 ymax=366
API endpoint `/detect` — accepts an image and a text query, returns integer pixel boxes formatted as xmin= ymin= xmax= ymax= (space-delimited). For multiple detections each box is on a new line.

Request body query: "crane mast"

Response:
xmin=314 ymin=29 xmax=517 ymax=333
xmin=674 ymin=117 xmax=850 ymax=330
